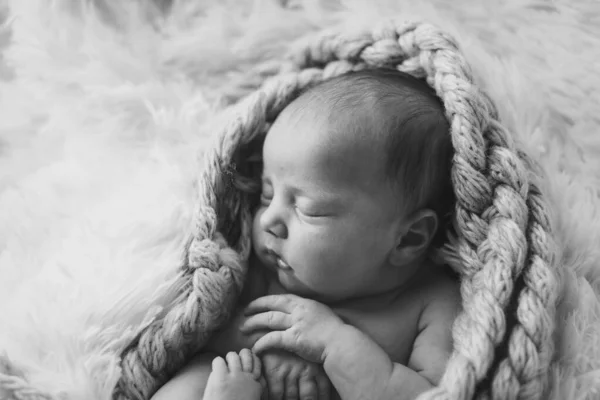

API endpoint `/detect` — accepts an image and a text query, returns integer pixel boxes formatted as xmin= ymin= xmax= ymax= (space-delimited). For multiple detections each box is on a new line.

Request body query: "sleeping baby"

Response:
xmin=151 ymin=68 xmax=462 ymax=400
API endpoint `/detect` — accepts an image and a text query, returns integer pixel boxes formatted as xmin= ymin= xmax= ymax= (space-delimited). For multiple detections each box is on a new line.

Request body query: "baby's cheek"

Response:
xmin=251 ymin=215 xmax=266 ymax=245
xmin=301 ymin=237 xmax=347 ymax=275
xmin=296 ymin=229 xmax=334 ymax=257
xmin=291 ymin=222 xmax=348 ymax=259
xmin=251 ymin=210 xmax=263 ymax=232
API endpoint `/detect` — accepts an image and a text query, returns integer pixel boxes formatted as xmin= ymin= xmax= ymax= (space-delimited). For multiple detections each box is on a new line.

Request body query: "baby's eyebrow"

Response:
xmin=296 ymin=189 xmax=345 ymax=206
xmin=260 ymin=175 xmax=345 ymax=205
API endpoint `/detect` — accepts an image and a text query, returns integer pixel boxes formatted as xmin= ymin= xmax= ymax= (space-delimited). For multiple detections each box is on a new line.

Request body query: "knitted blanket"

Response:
xmin=1 ymin=1 xmax=599 ymax=399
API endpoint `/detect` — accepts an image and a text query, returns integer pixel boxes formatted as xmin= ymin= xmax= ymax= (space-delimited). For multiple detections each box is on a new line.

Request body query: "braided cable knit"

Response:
xmin=113 ymin=94 xmax=272 ymax=399
xmin=489 ymin=180 xmax=558 ymax=400
xmin=113 ymin=18 xmax=558 ymax=400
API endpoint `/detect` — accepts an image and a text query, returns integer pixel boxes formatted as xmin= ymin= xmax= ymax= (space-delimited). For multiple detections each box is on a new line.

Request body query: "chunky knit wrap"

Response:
xmin=113 ymin=18 xmax=559 ymax=400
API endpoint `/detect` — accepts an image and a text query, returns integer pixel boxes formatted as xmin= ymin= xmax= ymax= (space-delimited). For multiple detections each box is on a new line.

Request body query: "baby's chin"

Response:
xmin=254 ymin=250 xmax=335 ymax=302
xmin=278 ymin=272 xmax=339 ymax=303
xmin=271 ymin=267 xmax=321 ymax=298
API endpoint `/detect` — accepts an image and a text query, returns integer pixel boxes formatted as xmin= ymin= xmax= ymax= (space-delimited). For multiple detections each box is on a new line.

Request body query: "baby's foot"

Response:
xmin=204 ymin=349 xmax=264 ymax=400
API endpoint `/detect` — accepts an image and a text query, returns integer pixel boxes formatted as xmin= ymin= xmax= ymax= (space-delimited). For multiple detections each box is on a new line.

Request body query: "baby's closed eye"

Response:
xmin=295 ymin=205 xmax=329 ymax=218
xmin=294 ymin=199 xmax=336 ymax=218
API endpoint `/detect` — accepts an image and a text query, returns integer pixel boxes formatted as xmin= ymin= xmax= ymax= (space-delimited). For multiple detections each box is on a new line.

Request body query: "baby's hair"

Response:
xmin=296 ymin=68 xmax=455 ymax=246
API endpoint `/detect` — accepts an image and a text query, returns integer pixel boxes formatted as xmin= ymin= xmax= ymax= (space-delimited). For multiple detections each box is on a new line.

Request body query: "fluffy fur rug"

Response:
xmin=1 ymin=0 xmax=599 ymax=399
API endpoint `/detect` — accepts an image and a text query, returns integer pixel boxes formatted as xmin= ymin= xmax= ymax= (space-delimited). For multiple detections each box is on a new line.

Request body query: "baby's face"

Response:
xmin=251 ymin=109 xmax=411 ymax=303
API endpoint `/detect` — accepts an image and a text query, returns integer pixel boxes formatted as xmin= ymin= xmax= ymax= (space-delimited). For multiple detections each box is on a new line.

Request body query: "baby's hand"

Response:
xmin=261 ymin=349 xmax=331 ymax=400
xmin=242 ymin=294 xmax=345 ymax=363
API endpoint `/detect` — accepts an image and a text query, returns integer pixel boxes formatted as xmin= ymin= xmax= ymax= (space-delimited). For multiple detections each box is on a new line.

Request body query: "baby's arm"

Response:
xmin=406 ymin=289 xmax=458 ymax=386
xmin=324 ymin=326 xmax=427 ymax=400
xmin=325 ymin=292 xmax=459 ymax=400
xmin=151 ymin=352 xmax=217 ymax=400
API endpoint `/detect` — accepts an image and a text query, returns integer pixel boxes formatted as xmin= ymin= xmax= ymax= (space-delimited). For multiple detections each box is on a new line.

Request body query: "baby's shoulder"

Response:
xmin=422 ymin=266 xmax=460 ymax=301
xmin=413 ymin=265 xmax=462 ymax=322
xmin=398 ymin=264 xmax=460 ymax=314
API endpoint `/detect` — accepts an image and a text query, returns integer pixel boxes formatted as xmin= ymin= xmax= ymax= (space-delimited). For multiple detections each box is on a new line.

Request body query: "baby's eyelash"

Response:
xmin=294 ymin=205 xmax=327 ymax=218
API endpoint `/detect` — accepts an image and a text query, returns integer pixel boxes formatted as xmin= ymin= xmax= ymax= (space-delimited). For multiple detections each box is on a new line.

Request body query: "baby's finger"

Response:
xmin=266 ymin=373 xmax=285 ymax=400
xmin=239 ymin=348 xmax=254 ymax=374
xmin=316 ymin=373 xmax=331 ymax=400
xmin=259 ymin=376 xmax=268 ymax=400
xmin=253 ymin=331 xmax=289 ymax=354
xmin=211 ymin=356 xmax=228 ymax=374
xmin=241 ymin=311 xmax=291 ymax=333
xmin=244 ymin=294 xmax=297 ymax=316
xmin=225 ymin=351 xmax=242 ymax=372
xmin=252 ymin=352 xmax=263 ymax=380
xmin=298 ymin=377 xmax=318 ymax=400
xmin=285 ymin=375 xmax=299 ymax=400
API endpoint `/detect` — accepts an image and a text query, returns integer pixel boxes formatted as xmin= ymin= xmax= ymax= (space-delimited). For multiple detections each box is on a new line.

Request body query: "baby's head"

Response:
xmin=252 ymin=69 xmax=454 ymax=302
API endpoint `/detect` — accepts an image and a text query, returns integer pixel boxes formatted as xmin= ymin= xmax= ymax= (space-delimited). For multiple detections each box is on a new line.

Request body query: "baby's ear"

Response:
xmin=389 ymin=210 xmax=438 ymax=266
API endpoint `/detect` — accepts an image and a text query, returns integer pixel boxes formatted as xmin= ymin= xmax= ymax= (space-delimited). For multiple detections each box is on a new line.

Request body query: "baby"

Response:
xmin=152 ymin=69 xmax=461 ymax=400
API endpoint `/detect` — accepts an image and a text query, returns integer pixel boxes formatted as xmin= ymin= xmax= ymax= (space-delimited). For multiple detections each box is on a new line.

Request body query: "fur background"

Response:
xmin=0 ymin=0 xmax=599 ymax=399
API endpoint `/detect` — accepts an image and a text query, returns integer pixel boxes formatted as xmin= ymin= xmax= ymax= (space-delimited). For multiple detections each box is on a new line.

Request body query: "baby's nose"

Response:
xmin=267 ymin=221 xmax=287 ymax=238
xmin=259 ymin=204 xmax=288 ymax=239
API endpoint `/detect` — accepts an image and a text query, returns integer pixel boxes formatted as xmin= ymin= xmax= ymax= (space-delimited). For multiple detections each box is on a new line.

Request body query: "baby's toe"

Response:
xmin=225 ymin=351 xmax=243 ymax=372
xmin=211 ymin=356 xmax=228 ymax=375
xmin=239 ymin=348 xmax=254 ymax=373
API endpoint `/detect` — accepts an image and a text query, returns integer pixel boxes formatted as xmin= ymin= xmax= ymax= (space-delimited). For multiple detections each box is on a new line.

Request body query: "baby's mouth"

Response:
xmin=266 ymin=248 xmax=291 ymax=270
xmin=276 ymin=257 xmax=291 ymax=270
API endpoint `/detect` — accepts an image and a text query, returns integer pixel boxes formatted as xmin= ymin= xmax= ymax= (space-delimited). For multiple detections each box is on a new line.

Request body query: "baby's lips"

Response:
xmin=265 ymin=247 xmax=291 ymax=269
xmin=276 ymin=257 xmax=291 ymax=270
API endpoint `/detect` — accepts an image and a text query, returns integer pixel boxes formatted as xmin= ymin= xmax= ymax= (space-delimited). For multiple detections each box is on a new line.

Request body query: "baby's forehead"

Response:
xmin=273 ymin=91 xmax=381 ymax=145
xmin=266 ymin=97 xmax=390 ymax=183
